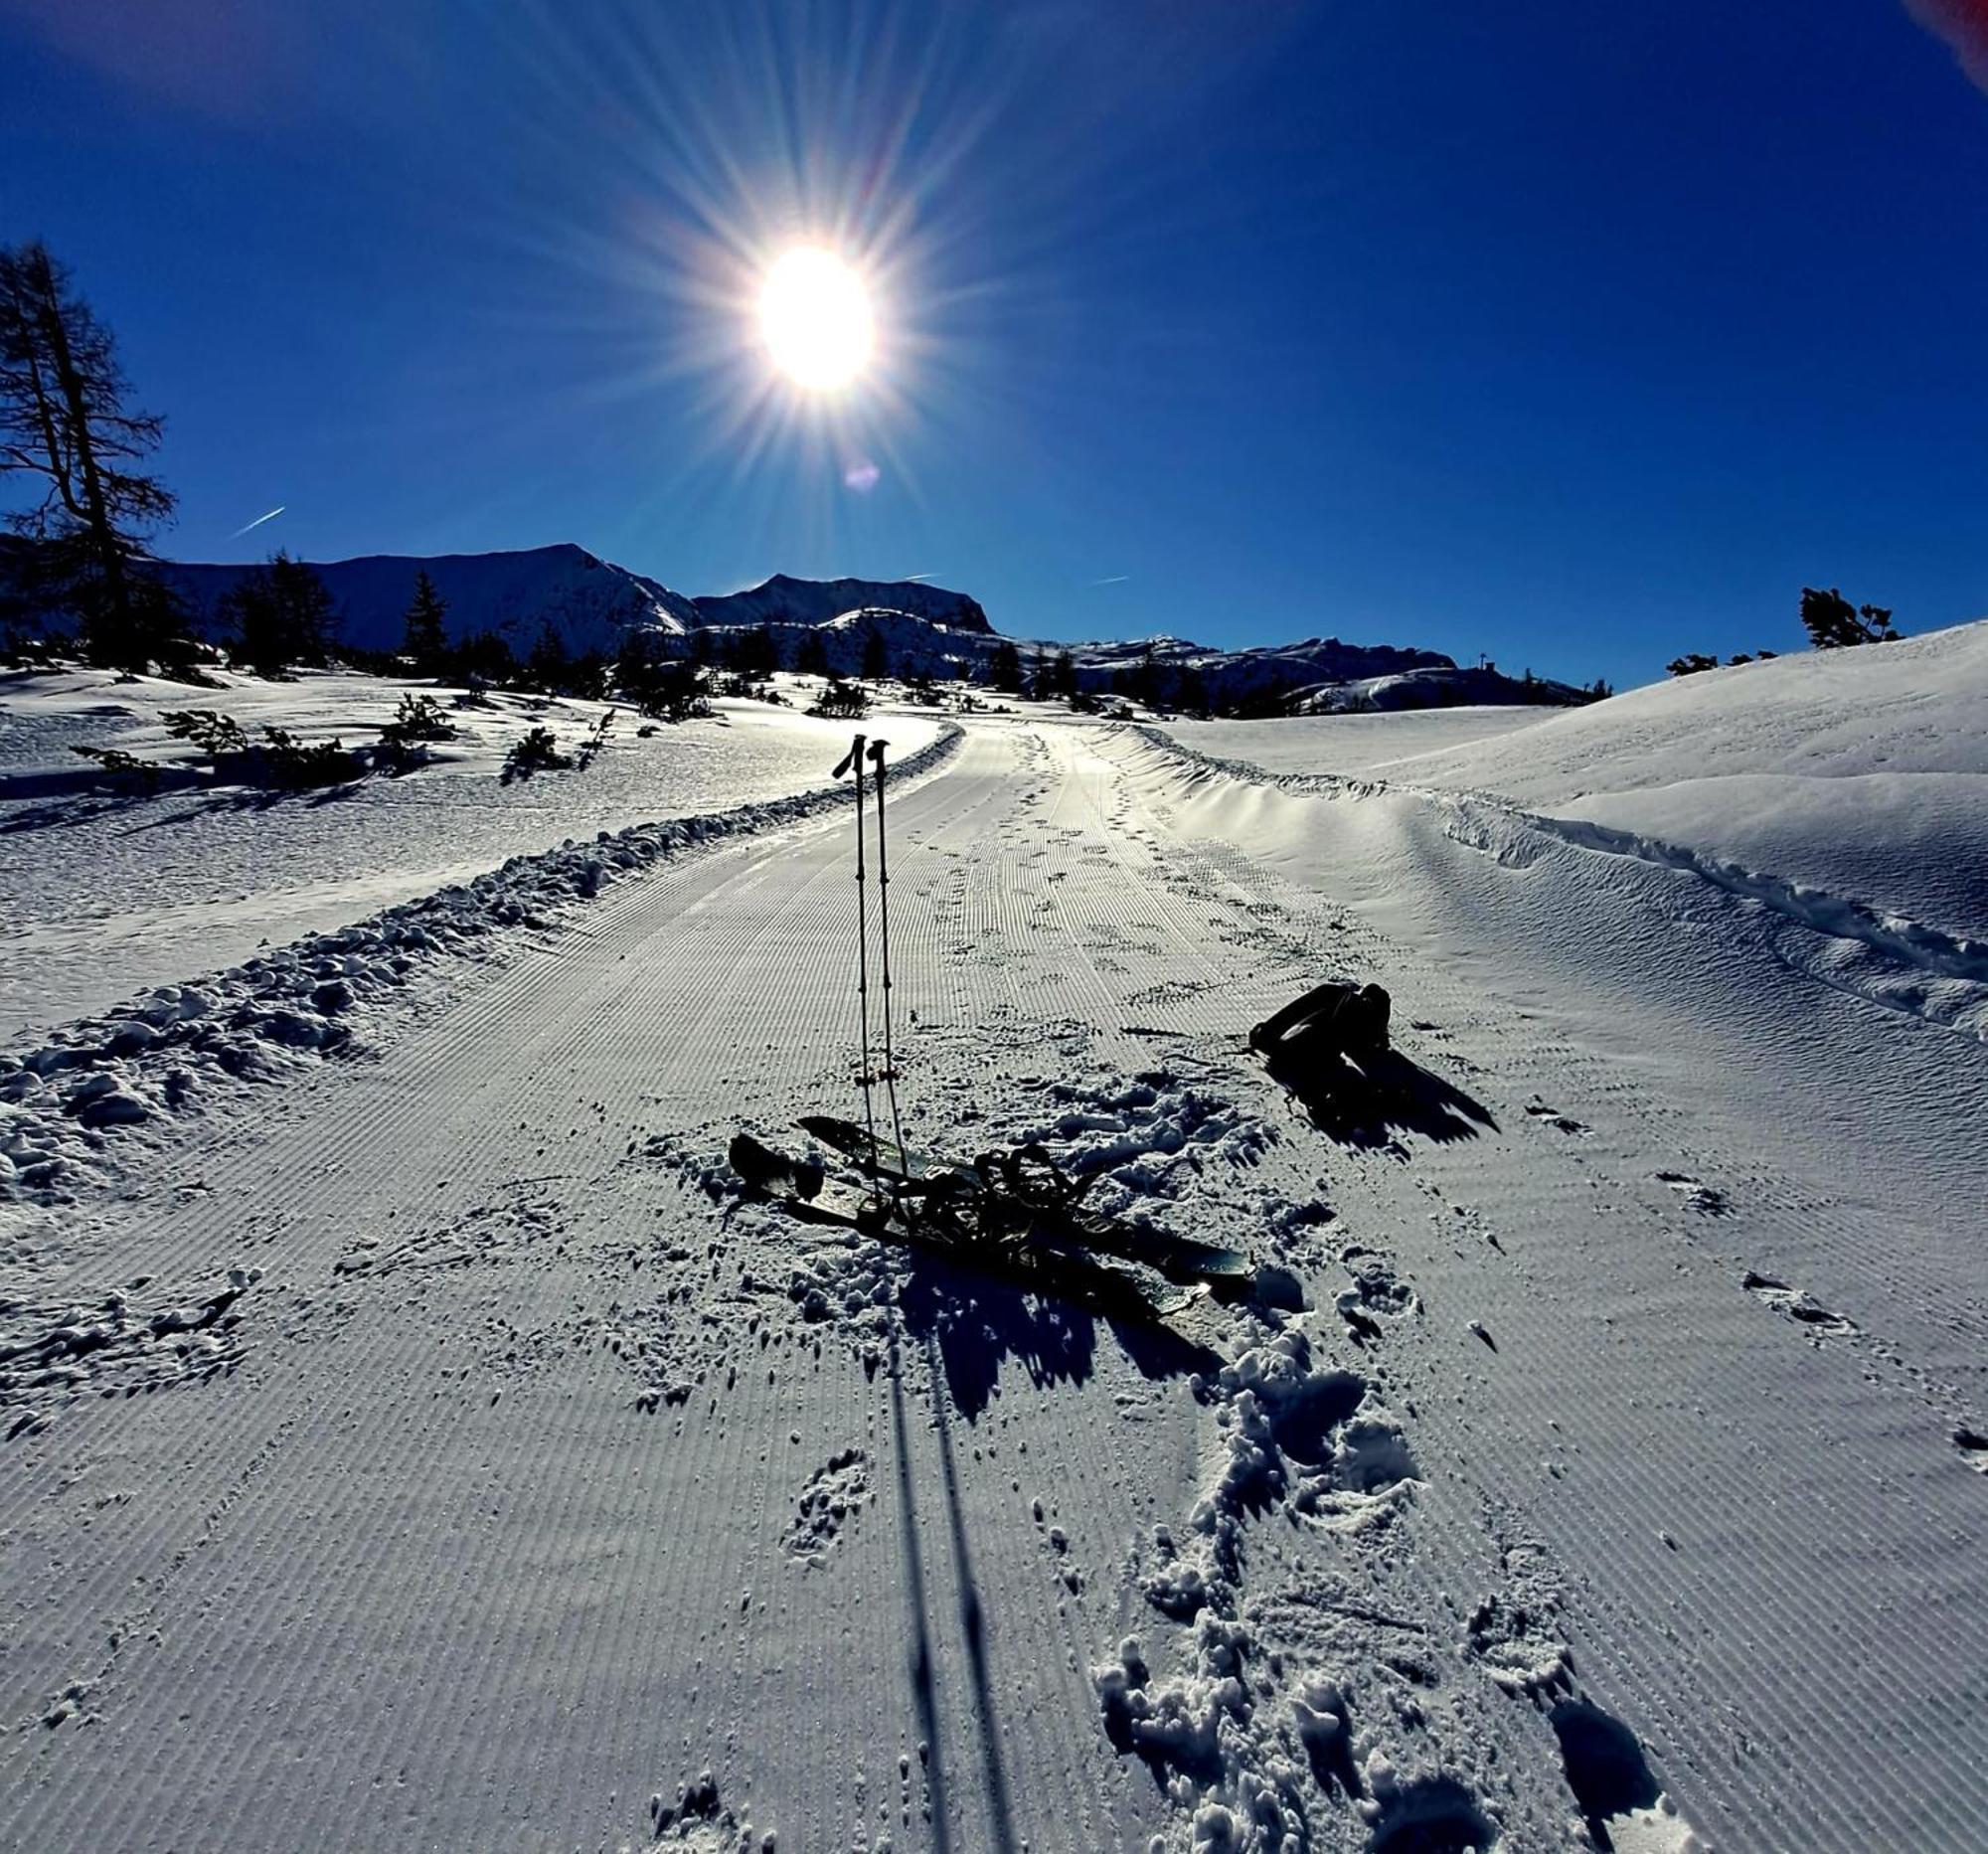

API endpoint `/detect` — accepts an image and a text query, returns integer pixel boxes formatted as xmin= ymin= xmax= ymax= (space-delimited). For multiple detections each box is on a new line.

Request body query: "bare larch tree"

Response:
xmin=0 ymin=240 xmax=176 ymax=666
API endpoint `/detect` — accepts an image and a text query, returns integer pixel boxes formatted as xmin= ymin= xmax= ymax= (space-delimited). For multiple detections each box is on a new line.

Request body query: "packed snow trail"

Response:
xmin=3 ymin=718 xmax=1984 ymax=1851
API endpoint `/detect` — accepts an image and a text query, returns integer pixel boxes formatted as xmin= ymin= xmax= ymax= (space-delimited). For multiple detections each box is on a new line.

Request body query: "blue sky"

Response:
xmin=3 ymin=0 xmax=1984 ymax=687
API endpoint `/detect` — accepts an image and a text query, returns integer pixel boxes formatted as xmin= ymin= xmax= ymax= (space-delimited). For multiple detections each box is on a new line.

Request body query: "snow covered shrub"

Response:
xmin=256 ymin=726 xmax=362 ymax=788
xmin=1801 ymin=586 xmax=1900 ymax=649
xmin=384 ymin=693 xmax=458 ymax=743
xmin=573 ymin=707 xmax=615 ymax=768
xmin=373 ymin=693 xmax=460 ymax=771
xmin=808 ymin=675 xmax=869 ymax=719
xmin=161 ymin=707 xmax=249 ymax=756
xmin=629 ymin=663 xmax=712 ymax=722
xmin=502 ymin=725 xmax=571 ymax=780
xmin=69 ymin=744 xmax=161 ymax=791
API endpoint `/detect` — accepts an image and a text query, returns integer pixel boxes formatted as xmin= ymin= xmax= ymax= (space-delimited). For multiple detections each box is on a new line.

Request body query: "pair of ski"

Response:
xmin=763 ymin=730 xmax=1249 ymax=1332
xmin=731 ymin=1116 xmax=1252 ymax=1327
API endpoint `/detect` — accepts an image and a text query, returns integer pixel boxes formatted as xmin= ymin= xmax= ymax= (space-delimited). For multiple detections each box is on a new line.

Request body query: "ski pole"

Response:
xmin=866 ymin=737 xmax=909 ymax=1178
xmin=831 ymin=733 xmax=879 ymax=1176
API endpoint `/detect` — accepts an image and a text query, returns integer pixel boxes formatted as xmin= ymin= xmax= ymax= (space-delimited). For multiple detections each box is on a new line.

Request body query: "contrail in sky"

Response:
xmin=228 ymin=505 xmax=285 ymax=539
xmin=901 ymin=572 xmax=936 ymax=582
xmin=1090 ymin=575 xmax=1129 ymax=586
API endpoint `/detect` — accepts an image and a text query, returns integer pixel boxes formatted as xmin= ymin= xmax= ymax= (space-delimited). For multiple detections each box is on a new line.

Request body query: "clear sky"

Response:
xmin=3 ymin=0 xmax=1985 ymax=687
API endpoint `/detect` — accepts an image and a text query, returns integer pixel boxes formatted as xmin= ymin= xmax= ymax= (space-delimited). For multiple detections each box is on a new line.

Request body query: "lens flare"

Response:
xmin=758 ymin=246 xmax=874 ymax=390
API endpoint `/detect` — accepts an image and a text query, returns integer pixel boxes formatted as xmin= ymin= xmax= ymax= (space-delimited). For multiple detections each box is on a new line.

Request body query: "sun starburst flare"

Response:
xmin=758 ymin=245 xmax=875 ymax=392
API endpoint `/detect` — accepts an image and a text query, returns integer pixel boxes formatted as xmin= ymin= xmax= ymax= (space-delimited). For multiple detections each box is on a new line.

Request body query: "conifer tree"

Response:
xmin=225 ymin=551 xmax=336 ymax=677
xmin=402 ymin=570 xmax=448 ymax=671
xmin=988 ymin=638 xmax=1023 ymax=692
xmin=527 ymin=619 xmax=574 ymax=692
xmin=0 ymin=241 xmax=178 ymax=668
xmin=1800 ymin=587 xmax=1899 ymax=649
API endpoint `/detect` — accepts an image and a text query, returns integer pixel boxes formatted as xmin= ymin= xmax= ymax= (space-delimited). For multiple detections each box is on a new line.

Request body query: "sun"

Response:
xmin=758 ymin=245 xmax=874 ymax=391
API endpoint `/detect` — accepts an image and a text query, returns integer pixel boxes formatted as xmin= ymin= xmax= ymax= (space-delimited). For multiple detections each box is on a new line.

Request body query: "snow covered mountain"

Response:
xmin=693 ymin=573 xmax=993 ymax=635
xmin=1058 ymin=633 xmax=1584 ymax=711
xmin=132 ymin=544 xmax=1584 ymax=711
xmin=1283 ymin=663 xmax=1587 ymax=713
xmin=694 ymin=603 xmax=1585 ymax=710
xmin=161 ymin=543 xmax=700 ymax=658
xmin=695 ymin=603 xmax=997 ymax=682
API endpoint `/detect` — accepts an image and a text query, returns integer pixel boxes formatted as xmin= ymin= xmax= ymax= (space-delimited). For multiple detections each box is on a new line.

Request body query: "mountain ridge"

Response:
xmin=694 ymin=573 xmax=992 ymax=635
xmin=56 ymin=540 xmax=1589 ymax=713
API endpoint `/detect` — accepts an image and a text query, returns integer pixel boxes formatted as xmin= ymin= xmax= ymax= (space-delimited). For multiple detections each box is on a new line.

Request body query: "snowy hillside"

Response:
xmin=0 ymin=664 xmax=939 ymax=1037
xmin=1285 ymin=663 xmax=1587 ymax=713
xmin=701 ymin=602 xmax=998 ymax=681
xmin=694 ymin=571 xmax=993 ymax=634
xmin=162 ymin=542 xmax=699 ymax=657
xmin=1071 ymin=630 xmax=1436 ymax=696
xmin=2 ymin=628 xmax=1984 ymax=1850
xmin=1054 ymin=634 xmax=1586 ymax=712
xmin=1169 ymin=619 xmax=1988 ymax=942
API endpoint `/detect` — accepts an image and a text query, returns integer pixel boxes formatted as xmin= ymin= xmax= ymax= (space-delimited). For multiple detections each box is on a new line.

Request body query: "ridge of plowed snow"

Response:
xmin=0 ymin=724 xmax=960 ymax=1207
xmin=1167 ymin=617 xmax=1988 ymax=938
xmin=1134 ymin=726 xmax=1988 ymax=1041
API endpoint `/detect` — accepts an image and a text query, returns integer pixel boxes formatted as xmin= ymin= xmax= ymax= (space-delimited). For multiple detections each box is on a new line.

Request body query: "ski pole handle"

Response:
xmin=832 ymin=733 xmax=866 ymax=779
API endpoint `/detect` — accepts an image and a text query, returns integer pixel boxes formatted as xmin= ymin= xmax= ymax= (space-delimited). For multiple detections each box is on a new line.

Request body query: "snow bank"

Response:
xmin=0 ymin=667 xmax=941 ymax=1036
xmin=1137 ymin=622 xmax=1988 ymax=1042
xmin=0 ymin=723 xmax=959 ymax=1206
xmin=1162 ymin=618 xmax=1988 ymax=940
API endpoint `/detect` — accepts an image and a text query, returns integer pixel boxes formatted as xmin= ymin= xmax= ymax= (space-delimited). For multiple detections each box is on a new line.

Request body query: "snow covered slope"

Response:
xmin=1069 ymin=631 xmax=1437 ymax=700
xmin=1166 ymin=705 xmax=1553 ymax=775
xmin=2 ymin=691 xmax=1983 ymax=1850
xmin=162 ymin=543 xmax=699 ymax=656
xmin=694 ymin=571 xmax=993 ymax=634
xmin=1168 ymin=619 xmax=1988 ymax=941
xmin=1060 ymin=634 xmax=1587 ymax=712
xmin=701 ymin=603 xmax=997 ymax=681
xmin=1286 ymin=664 xmax=1585 ymax=714
xmin=0 ymin=665 xmax=938 ymax=1038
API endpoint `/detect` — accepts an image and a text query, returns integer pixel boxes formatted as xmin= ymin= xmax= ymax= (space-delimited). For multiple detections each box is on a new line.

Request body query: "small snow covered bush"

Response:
xmin=623 ymin=658 xmax=713 ymax=721
xmin=573 ymin=707 xmax=615 ymax=768
xmin=257 ymin=726 xmax=362 ymax=789
xmin=374 ymin=693 xmax=460 ymax=772
xmin=69 ymin=745 xmax=161 ymax=792
xmin=715 ymin=671 xmax=778 ymax=703
xmin=384 ymin=693 xmax=458 ymax=744
xmin=162 ymin=708 xmax=249 ymax=755
xmin=808 ymin=675 xmax=868 ymax=719
xmin=502 ymin=725 xmax=571 ymax=779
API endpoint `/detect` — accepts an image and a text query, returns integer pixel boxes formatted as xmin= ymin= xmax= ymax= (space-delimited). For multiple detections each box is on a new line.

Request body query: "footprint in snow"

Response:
xmin=1955 ymin=1427 xmax=1988 ymax=1474
xmin=1742 ymin=1270 xmax=1857 ymax=1336
xmin=1526 ymin=1099 xmax=1591 ymax=1136
xmin=783 ymin=1447 xmax=871 ymax=1563
xmin=1550 ymin=1698 xmax=1704 ymax=1853
xmin=1653 ymin=1171 xmax=1732 ymax=1216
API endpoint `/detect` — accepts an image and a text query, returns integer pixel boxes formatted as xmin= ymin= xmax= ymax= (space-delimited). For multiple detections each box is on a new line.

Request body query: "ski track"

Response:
xmin=2 ymin=718 xmax=1983 ymax=1850
xmin=1133 ymin=726 xmax=1988 ymax=1042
